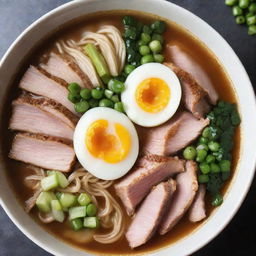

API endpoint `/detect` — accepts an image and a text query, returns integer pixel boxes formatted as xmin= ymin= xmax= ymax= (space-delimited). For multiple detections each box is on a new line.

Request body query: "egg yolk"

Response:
xmin=135 ymin=77 xmax=171 ymax=113
xmin=85 ymin=119 xmax=131 ymax=164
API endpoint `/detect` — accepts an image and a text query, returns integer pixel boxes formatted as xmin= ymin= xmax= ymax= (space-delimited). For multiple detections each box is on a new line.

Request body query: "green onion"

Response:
xmin=78 ymin=193 xmax=92 ymax=206
xmin=59 ymin=193 xmax=77 ymax=208
xmin=71 ymin=218 xmax=84 ymax=231
xmin=51 ymin=200 xmax=65 ymax=222
xmin=36 ymin=192 xmax=56 ymax=213
xmin=84 ymin=217 xmax=100 ymax=229
xmin=41 ymin=173 xmax=59 ymax=191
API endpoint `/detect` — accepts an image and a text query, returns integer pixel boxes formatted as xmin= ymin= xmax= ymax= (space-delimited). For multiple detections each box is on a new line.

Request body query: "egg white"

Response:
xmin=121 ymin=63 xmax=182 ymax=127
xmin=73 ymin=107 xmax=139 ymax=180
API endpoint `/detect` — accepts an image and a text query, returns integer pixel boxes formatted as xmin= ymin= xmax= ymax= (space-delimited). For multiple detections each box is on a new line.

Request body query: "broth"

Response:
xmin=2 ymin=10 xmax=240 ymax=255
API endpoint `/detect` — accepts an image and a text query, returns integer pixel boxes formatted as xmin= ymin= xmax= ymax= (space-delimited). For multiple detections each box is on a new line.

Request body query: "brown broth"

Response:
xmin=2 ymin=10 xmax=241 ymax=255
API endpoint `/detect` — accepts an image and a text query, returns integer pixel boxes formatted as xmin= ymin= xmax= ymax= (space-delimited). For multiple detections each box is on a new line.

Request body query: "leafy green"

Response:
xmin=207 ymin=173 xmax=223 ymax=195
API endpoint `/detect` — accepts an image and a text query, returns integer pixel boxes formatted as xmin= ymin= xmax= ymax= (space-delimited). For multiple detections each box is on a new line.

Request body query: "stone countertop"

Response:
xmin=0 ymin=0 xmax=255 ymax=255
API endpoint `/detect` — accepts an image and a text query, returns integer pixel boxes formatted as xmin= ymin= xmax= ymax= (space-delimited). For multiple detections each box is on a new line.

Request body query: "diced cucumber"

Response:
xmin=71 ymin=218 xmax=84 ymax=231
xmin=78 ymin=193 xmax=91 ymax=206
xmin=55 ymin=191 xmax=62 ymax=200
xmin=41 ymin=173 xmax=58 ymax=191
xmin=51 ymin=200 xmax=65 ymax=223
xmin=69 ymin=206 xmax=87 ymax=220
xmin=36 ymin=192 xmax=56 ymax=213
xmin=47 ymin=170 xmax=69 ymax=188
xmin=51 ymin=199 xmax=62 ymax=211
xmin=84 ymin=43 xmax=111 ymax=84
xmin=59 ymin=193 xmax=77 ymax=208
xmin=84 ymin=217 xmax=100 ymax=229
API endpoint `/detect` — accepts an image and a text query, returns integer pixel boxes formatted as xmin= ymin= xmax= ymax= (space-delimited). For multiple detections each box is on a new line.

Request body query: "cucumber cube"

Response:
xmin=84 ymin=217 xmax=100 ymax=229
xmin=69 ymin=206 xmax=87 ymax=220
xmin=41 ymin=173 xmax=58 ymax=191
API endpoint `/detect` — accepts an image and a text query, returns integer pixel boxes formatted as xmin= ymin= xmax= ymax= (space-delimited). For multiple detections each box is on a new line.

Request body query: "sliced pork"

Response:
xmin=19 ymin=66 xmax=77 ymax=115
xmin=159 ymin=161 xmax=198 ymax=235
xmin=167 ymin=44 xmax=218 ymax=104
xmin=115 ymin=155 xmax=185 ymax=216
xmin=126 ymin=180 xmax=176 ymax=248
xmin=9 ymin=133 xmax=76 ymax=172
xmin=41 ymin=53 xmax=92 ymax=89
xmin=165 ymin=62 xmax=211 ymax=118
xmin=189 ymin=184 xmax=206 ymax=222
xmin=10 ymin=95 xmax=76 ymax=140
xmin=141 ymin=111 xmax=209 ymax=156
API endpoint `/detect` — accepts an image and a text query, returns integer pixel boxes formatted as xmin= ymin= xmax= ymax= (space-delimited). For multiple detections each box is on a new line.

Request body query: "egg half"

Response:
xmin=73 ymin=107 xmax=139 ymax=180
xmin=121 ymin=63 xmax=182 ymax=127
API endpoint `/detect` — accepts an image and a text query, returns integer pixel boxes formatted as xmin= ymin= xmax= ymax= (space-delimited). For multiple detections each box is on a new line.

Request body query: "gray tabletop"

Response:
xmin=0 ymin=0 xmax=255 ymax=255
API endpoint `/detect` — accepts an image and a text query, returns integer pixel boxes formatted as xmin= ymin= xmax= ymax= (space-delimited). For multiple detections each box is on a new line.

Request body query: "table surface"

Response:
xmin=0 ymin=0 xmax=255 ymax=255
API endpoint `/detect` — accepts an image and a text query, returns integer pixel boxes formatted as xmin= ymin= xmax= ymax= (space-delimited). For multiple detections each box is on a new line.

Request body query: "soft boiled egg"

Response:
xmin=121 ymin=63 xmax=182 ymax=127
xmin=73 ymin=107 xmax=139 ymax=180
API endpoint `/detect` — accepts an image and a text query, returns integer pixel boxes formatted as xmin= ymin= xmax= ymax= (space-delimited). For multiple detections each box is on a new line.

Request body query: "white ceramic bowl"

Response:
xmin=1 ymin=0 xmax=256 ymax=255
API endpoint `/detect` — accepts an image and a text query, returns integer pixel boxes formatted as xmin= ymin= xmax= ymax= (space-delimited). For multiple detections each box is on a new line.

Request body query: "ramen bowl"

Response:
xmin=0 ymin=0 xmax=256 ymax=255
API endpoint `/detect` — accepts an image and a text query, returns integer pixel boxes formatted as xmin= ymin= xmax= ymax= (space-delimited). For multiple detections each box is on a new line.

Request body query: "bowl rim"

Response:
xmin=1 ymin=0 xmax=256 ymax=255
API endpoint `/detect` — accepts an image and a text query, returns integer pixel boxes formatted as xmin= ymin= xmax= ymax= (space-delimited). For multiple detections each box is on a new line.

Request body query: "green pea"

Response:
xmin=74 ymin=101 xmax=89 ymax=113
xmin=248 ymin=24 xmax=256 ymax=35
xmin=196 ymin=143 xmax=209 ymax=151
xmin=183 ymin=146 xmax=197 ymax=160
xmin=141 ymin=54 xmax=154 ymax=65
xmin=111 ymin=95 xmax=120 ymax=103
xmin=114 ymin=102 xmax=125 ymax=113
xmin=211 ymin=194 xmax=223 ymax=207
xmin=151 ymin=33 xmax=164 ymax=43
xmin=239 ymin=0 xmax=250 ymax=9
xmin=124 ymin=64 xmax=136 ymax=75
xmin=225 ymin=0 xmax=238 ymax=6
xmin=104 ymin=89 xmax=114 ymax=99
xmin=68 ymin=82 xmax=80 ymax=94
xmin=153 ymin=54 xmax=164 ymax=63
xmin=219 ymin=160 xmax=231 ymax=172
xmin=198 ymin=174 xmax=209 ymax=183
xmin=196 ymin=149 xmax=207 ymax=162
xmin=99 ymin=99 xmax=114 ymax=108
xmin=249 ymin=3 xmax=256 ymax=13
xmin=108 ymin=79 xmax=125 ymax=94
xmin=247 ymin=15 xmax=256 ymax=25
xmin=151 ymin=20 xmax=166 ymax=33
xmin=232 ymin=5 xmax=243 ymax=16
xmin=208 ymin=141 xmax=220 ymax=152
xmin=86 ymin=203 xmax=97 ymax=217
xmin=91 ymin=87 xmax=104 ymax=99
xmin=199 ymin=136 xmax=209 ymax=144
xmin=210 ymin=163 xmax=221 ymax=173
xmin=139 ymin=45 xmax=151 ymax=56
xmin=149 ymin=40 xmax=162 ymax=53
xmin=80 ymin=88 xmax=91 ymax=100
xmin=206 ymin=155 xmax=216 ymax=164
xmin=143 ymin=25 xmax=153 ymax=34
xmin=88 ymin=98 xmax=99 ymax=108
xmin=137 ymin=40 xmax=146 ymax=48
xmin=202 ymin=127 xmax=210 ymax=138
xmin=236 ymin=15 xmax=246 ymax=24
xmin=141 ymin=33 xmax=151 ymax=44
xmin=68 ymin=92 xmax=80 ymax=103
xmin=246 ymin=12 xmax=254 ymax=18
xmin=199 ymin=162 xmax=211 ymax=174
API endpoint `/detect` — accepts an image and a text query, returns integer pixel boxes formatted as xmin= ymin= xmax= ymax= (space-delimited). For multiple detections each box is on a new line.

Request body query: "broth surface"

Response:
xmin=2 ymin=10 xmax=240 ymax=255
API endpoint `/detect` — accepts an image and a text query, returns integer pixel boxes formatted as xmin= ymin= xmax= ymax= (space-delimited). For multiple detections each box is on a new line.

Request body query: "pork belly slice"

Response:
xmin=167 ymin=44 xmax=218 ymax=105
xmin=126 ymin=180 xmax=176 ymax=248
xmin=19 ymin=65 xmax=77 ymax=115
xmin=41 ymin=53 xmax=93 ymax=89
xmin=115 ymin=155 xmax=185 ymax=216
xmin=10 ymin=95 xmax=76 ymax=141
xmin=165 ymin=62 xmax=211 ymax=119
xmin=141 ymin=111 xmax=209 ymax=156
xmin=159 ymin=160 xmax=198 ymax=235
xmin=189 ymin=184 xmax=206 ymax=222
xmin=9 ymin=133 xmax=76 ymax=172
